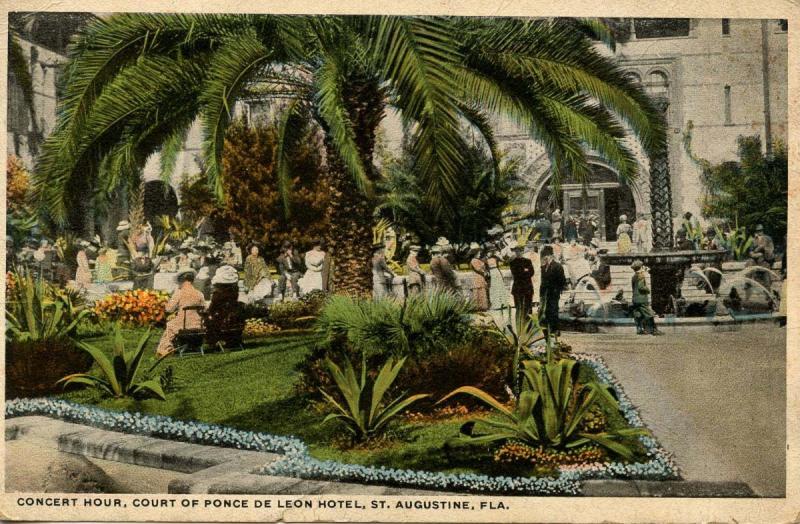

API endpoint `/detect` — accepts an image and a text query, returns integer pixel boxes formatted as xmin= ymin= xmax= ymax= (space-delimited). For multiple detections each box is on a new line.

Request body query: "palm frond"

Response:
xmin=198 ymin=29 xmax=271 ymax=198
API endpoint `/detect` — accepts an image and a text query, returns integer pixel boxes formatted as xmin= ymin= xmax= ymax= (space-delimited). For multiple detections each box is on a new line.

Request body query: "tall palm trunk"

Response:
xmin=322 ymin=79 xmax=385 ymax=296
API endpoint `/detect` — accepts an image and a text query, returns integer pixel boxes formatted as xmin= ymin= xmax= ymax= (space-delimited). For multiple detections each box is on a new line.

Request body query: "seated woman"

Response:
xmin=205 ymin=265 xmax=246 ymax=350
xmin=156 ymin=268 xmax=205 ymax=358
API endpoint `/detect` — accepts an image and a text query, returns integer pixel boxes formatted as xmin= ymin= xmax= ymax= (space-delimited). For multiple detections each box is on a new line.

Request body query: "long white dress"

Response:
xmin=632 ymin=219 xmax=653 ymax=253
xmin=487 ymin=258 xmax=510 ymax=310
xmin=299 ymin=250 xmax=325 ymax=294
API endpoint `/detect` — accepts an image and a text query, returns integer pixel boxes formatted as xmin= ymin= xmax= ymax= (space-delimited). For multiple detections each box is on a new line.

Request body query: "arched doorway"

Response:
xmin=534 ymin=164 xmax=637 ymax=241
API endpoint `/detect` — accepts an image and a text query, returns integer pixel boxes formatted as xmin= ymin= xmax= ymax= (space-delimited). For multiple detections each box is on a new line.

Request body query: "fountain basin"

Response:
xmin=599 ymin=249 xmax=728 ymax=314
xmin=560 ymin=312 xmax=784 ymax=334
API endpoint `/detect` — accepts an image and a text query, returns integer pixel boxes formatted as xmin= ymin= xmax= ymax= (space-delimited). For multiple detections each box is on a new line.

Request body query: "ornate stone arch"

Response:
xmin=528 ymin=156 xmax=650 ymax=216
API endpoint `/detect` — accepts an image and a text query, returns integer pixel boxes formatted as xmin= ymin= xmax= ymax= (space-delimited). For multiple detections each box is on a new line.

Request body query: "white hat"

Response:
xmin=619 ymin=214 xmax=627 ymax=222
xmin=116 ymin=220 xmax=131 ymax=231
xmin=469 ymin=242 xmax=481 ymax=251
xmin=211 ymin=265 xmax=239 ymax=285
xmin=435 ymin=236 xmax=451 ymax=247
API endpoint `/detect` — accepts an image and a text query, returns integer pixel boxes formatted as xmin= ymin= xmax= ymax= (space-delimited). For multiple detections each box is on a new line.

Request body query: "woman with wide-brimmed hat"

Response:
xmin=205 ymin=265 xmax=246 ymax=349
xmin=468 ymin=242 xmax=490 ymax=311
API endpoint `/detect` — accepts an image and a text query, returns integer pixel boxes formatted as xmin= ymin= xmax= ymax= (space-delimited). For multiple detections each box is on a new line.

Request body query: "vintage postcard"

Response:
xmin=1 ymin=0 xmax=798 ymax=521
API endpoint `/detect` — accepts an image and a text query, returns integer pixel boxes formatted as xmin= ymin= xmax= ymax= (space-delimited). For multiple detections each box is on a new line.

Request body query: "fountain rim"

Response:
xmin=598 ymin=249 xmax=727 ymax=266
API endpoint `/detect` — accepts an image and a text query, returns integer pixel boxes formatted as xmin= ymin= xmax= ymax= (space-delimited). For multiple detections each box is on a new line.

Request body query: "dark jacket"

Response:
xmin=632 ymin=271 xmax=650 ymax=305
xmin=509 ymin=256 xmax=535 ymax=295
xmin=540 ymin=260 xmax=567 ymax=302
xmin=276 ymin=251 xmax=302 ymax=275
xmin=430 ymin=255 xmax=458 ymax=290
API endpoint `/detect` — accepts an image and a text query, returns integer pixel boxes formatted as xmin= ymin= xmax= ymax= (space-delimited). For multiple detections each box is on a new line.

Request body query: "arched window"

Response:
xmin=645 ymin=70 xmax=669 ymax=98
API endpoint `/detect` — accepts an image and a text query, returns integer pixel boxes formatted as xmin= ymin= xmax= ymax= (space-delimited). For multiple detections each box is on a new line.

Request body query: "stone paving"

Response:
xmin=561 ymin=324 xmax=786 ymax=497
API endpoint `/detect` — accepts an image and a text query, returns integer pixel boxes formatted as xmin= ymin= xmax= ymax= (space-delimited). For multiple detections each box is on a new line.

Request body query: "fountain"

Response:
xmin=562 ymin=97 xmax=783 ymax=331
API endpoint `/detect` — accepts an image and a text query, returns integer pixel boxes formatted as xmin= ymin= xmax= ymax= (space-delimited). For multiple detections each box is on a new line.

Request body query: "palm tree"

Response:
xmin=33 ymin=14 xmax=664 ymax=294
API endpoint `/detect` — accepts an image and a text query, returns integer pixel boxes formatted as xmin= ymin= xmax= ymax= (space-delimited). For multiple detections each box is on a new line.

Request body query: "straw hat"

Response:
xmin=116 ymin=220 xmax=131 ymax=231
xmin=631 ymin=260 xmax=644 ymax=271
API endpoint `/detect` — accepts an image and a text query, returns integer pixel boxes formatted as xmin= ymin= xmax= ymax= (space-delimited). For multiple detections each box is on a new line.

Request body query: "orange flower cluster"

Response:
xmin=493 ymin=442 xmax=607 ymax=468
xmin=94 ymin=289 xmax=170 ymax=326
xmin=6 ymin=272 xmax=17 ymax=298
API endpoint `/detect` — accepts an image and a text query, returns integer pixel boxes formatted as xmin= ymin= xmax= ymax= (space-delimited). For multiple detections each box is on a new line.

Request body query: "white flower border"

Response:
xmin=5 ymin=353 xmax=678 ymax=495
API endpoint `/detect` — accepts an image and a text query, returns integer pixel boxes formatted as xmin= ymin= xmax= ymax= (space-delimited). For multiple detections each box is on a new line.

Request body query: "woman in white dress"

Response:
xmin=486 ymin=252 xmax=510 ymax=311
xmin=616 ymin=215 xmax=633 ymax=254
xmin=299 ymin=240 xmax=326 ymax=294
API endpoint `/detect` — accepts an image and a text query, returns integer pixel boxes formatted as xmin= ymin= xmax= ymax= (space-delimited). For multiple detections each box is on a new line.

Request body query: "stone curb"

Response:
xmin=581 ymin=479 xmax=755 ymax=497
xmin=6 ymin=416 xmax=756 ymax=497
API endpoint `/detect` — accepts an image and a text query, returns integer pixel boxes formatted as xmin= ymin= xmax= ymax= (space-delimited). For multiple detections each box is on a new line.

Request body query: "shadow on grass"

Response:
xmin=219 ymin=394 xmax=335 ymax=443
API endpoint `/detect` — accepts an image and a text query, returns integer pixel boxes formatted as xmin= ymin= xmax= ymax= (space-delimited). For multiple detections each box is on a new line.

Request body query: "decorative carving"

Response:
xmin=649 ymin=96 xmax=674 ymax=250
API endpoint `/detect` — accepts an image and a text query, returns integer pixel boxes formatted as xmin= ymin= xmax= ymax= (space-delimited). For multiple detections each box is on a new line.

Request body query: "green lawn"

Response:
xmin=59 ymin=328 xmax=643 ymax=476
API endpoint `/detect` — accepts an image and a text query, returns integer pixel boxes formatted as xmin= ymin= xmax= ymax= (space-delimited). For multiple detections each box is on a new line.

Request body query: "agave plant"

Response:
xmin=58 ymin=324 xmax=167 ymax=400
xmin=5 ymin=270 xmax=90 ymax=343
xmin=439 ymin=359 xmax=648 ymax=459
xmin=490 ymin=311 xmax=545 ymax=396
xmin=320 ymin=354 xmax=429 ymax=442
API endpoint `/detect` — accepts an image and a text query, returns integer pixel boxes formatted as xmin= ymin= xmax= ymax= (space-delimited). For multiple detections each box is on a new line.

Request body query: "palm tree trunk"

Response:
xmin=322 ymin=79 xmax=385 ymax=296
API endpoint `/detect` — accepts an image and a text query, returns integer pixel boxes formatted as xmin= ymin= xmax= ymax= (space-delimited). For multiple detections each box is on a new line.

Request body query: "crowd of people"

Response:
xmin=370 ymin=236 xmax=570 ymax=336
xmin=8 ymin=207 xmax=783 ymax=352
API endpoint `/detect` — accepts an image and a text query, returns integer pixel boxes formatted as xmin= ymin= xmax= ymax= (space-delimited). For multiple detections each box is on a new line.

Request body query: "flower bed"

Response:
xmin=93 ymin=289 xmax=169 ymax=326
xmin=5 ymin=352 xmax=678 ymax=495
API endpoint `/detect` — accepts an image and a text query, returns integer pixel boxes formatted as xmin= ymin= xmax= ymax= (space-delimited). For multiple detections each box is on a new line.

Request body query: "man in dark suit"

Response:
xmin=509 ymin=244 xmax=535 ymax=326
xmin=539 ymin=244 xmax=567 ymax=337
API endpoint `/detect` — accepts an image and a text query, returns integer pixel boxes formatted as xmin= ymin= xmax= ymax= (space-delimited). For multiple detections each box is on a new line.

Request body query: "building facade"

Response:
xmin=497 ymin=18 xmax=788 ymax=241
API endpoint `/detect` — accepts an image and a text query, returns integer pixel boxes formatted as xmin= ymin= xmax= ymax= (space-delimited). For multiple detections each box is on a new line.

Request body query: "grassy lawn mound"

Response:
xmin=38 ymin=323 xmax=678 ymax=494
xmin=8 ymin=279 xmax=676 ymax=495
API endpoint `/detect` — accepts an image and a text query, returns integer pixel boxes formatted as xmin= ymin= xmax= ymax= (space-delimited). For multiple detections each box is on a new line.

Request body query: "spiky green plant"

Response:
xmin=58 ymin=323 xmax=167 ymax=400
xmin=5 ymin=270 xmax=90 ymax=343
xmin=320 ymin=354 xmax=429 ymax=442
xmin=490 ymin=311 xmax=545 ymax=396
xmin=34 ymin=15 xmax=664 ymax=294
xmin=439 ymin=358 xmax=647 ymax=459
xmin=713 ymin=225 xmax=754 ymax=262
xmin=316 ymin=290 xmax=476 ymax=359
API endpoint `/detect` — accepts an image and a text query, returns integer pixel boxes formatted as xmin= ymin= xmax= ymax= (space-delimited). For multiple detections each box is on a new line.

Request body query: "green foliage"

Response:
xmin=685 ymin=125 xmax=788 ymax=242
xmin=376 ymin=141 xmax=522 ymax=245
xmin=489 ymin=312 xmax=548 ymax=396
xmin=153 ymin=215 xmax=194 ymax=256
xmin=316 ymin=290 xmax=475 ymax=359
xmin=179 ymin=118 xmax=330 ymax=259
xmin=5 ymin=270 xmax=90 ymax=344
xmin=320 ymin=354 xmax=429 ymax=442
xmin=268 ymin=291 xmax=329 ymax=329
xmin=440 ymin=359 xmax=647 ymax=459
xmin=398 ymin=329 xmax=512 ymax=409
xmin=35 ymin=14 xmax=662 ymax=232
xmin=713 ymin=225 xmax=754 ymax=262
xmin=58 ymin=323 xmax=167 ymax=400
